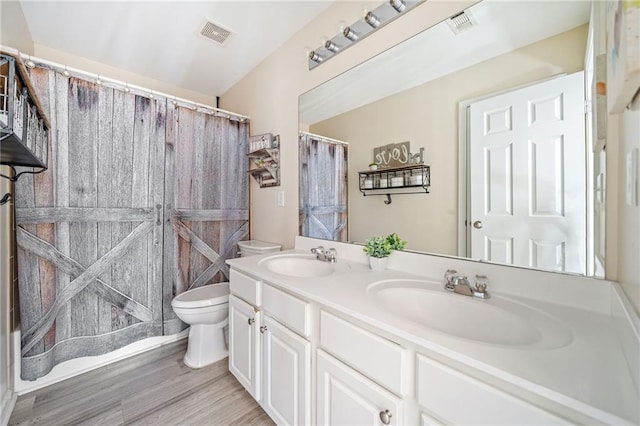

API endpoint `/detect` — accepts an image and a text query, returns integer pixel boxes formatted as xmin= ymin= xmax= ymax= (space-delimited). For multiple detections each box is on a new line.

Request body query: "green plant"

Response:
xmin=363 ymin=233 xmax=407 ymax=258
xmin=386 ymin=232 xmax=407 ymax=251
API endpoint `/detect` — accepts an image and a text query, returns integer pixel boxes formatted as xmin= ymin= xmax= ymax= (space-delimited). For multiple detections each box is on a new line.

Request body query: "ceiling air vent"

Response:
xmin=446 ymin=10 xmax=475 ymax=35
xmin=199 ymin=19 xmax=231 ymax=45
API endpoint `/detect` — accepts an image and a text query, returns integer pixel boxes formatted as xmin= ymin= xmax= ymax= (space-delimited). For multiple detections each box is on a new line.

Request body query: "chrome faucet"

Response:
xmin=444 ymin=269 xmax=490 ymax=299
xmin=311 ymin=246 xmax=337 ymax=263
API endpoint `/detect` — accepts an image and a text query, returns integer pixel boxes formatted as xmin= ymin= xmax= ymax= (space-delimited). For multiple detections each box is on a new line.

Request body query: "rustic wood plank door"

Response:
xmin=15 ymin=68 xmax=166 ymax=380
xmin=162 ymin=107 xmax=249 ymax=334
xmin=298 ymin=133 xmax=348 ymax=241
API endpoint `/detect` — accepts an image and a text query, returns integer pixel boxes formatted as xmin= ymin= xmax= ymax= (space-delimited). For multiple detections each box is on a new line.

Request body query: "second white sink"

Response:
xmin=259 ymin=253 xmax=349 ymax=278
xmin=367 ymin=279 xmax=573 ymax=349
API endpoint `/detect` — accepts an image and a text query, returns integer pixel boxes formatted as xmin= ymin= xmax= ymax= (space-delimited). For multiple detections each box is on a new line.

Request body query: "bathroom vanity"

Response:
xmin=226 ymin=237 xmax=639 ymax=425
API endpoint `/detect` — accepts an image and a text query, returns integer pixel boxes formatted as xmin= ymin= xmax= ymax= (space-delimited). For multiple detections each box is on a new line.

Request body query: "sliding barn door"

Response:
xmin=298 ymin=134 xmax=348 ymax=241
xmin=15 ymin=68 xmax=166 ymax=380
xmin=162 ymin=107 xmax=249 ymax=334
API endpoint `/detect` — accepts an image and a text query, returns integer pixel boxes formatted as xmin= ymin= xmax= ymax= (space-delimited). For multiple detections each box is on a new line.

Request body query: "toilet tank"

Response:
xmin=237 ymin=240 xmax=281 ymax=257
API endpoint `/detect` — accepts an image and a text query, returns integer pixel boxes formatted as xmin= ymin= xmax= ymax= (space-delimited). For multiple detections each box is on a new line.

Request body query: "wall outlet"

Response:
xmin=626 ymin=148 xmax=638 ymax=207
xmin=277 ymin=190 xmax=285 ymax=207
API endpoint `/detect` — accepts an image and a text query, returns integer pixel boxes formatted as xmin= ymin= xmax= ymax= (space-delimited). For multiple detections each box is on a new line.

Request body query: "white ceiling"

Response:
xmin=299 ymin=0 xmax=591 ymax=125
xmin=17 ymin=0 xmax=334 ymax=97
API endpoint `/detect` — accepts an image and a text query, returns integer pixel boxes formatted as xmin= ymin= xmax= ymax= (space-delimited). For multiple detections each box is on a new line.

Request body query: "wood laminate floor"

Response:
xmin=9 ymin=340 xmax=273 ymax=426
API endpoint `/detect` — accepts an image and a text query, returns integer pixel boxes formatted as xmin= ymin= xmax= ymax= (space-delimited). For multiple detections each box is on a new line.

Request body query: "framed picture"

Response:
xmin=606 ymin=0 xmax=640 ymax=113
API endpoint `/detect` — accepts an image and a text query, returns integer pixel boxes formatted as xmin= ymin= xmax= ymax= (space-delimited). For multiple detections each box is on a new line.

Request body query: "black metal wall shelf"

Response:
xmin=358 ymin=164 xmax=430 ymax=204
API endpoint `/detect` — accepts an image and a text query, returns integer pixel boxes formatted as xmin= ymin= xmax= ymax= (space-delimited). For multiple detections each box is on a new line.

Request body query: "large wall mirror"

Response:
xmin=299 ymin=0 xmax=606 ymax=278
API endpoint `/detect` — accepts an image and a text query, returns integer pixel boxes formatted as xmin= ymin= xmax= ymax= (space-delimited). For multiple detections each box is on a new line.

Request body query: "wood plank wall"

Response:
xmin=13 ymin=66 xmax=249 ymax=380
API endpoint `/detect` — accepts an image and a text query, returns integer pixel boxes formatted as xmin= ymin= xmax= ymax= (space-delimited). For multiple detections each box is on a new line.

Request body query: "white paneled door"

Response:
xmin=469 ymin=72 xmax=586 ymax=274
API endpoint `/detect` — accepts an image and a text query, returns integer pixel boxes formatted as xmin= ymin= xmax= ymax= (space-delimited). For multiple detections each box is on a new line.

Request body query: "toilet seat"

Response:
xmin=172 ymin=283 xmax=229 ymax=309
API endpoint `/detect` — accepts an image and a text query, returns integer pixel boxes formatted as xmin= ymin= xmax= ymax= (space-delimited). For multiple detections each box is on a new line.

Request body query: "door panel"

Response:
xmin=469 ymin=72 xmax=586 ymax=274
xmin=262 ymin=315 xmax=310 ymax=426
xmin=229 ymin=295 xmax=260 ymax=400
xmin=316 ymin=350 xmax=402 ymax=426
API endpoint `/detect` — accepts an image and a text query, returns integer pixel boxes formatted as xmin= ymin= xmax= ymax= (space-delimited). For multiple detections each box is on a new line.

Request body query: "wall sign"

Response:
xmin=373 ymin=142 xmax=411 ymax=168
xmin=249 ymin=133 xmax=278 ymax=153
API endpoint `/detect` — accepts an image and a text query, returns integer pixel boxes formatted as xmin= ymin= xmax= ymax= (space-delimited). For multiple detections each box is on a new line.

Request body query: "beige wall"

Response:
xmin=220 ymin=0 xmax=476 ymax=249
xmin=0 ymin=1 xmax=29 ymax=414
xmin=0 ymin=1 xmax=34 ymax=54
xmin=310 ymin=26 xmax=587 ymax=254
xmin=31 ymin=45 xmax=216 ymax=106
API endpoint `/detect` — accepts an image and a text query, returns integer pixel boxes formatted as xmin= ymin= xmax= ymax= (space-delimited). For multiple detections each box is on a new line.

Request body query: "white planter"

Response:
xmin=368 ymin=256 xmax=389 ymax=271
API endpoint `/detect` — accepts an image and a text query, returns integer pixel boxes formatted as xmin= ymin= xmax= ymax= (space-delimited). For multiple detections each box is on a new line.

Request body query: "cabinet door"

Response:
xmin=317 ymin=350 xmax=402 ymax=426
xmin=261 ymin=315 xmax=311 ymax=426
xmin=228 ymin=294 xmax=261 ymax=400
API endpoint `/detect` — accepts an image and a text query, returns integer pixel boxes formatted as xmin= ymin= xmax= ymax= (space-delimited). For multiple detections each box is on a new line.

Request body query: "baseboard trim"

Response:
xmin=13 ymin=329 xmax=189 ymax=395
xmin=0 ymin=389 xmax=17 ymax=426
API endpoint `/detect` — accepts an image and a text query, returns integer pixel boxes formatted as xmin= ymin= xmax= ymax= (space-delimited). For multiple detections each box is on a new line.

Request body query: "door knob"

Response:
xmin=473 ymin=220 xmax=483 ymax=229
xmin=379 ymin=409 xmax=392 ymax=425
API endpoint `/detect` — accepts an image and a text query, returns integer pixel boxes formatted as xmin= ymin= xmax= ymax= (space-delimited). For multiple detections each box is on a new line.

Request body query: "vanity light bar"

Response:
xmin=308 ymin=0 xmax=425 ymax=70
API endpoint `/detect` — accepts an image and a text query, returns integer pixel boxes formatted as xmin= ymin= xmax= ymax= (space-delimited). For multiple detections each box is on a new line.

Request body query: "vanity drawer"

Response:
xmin=320 ymin=310 xmax=408 ymax=396
xmin=229 ymin=269 xmax=261 ymax=306
xmin=262 ymin=284 xmax=311 ymax=337
xmin=416 ymin=354 xmax=569 ymax=424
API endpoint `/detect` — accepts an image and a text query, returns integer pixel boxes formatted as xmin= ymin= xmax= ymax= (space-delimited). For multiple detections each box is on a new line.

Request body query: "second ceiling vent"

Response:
xmin=199 ymin=19 xmax=232 ymax=45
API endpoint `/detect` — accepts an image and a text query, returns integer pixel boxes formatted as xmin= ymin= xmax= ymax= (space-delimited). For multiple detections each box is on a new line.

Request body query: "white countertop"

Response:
xmin=226 ymin=242 xmax=640 ymax=425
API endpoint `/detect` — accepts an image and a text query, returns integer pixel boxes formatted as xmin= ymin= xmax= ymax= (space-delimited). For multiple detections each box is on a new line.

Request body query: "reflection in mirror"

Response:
xmin=299 ymin=1 xmax=606 ymax=277
xmin=298 ymin=132 xmax=348 ymax=241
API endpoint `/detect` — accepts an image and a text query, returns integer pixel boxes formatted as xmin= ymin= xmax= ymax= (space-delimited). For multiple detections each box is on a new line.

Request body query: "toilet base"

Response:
xmin=183 ymin=322 xmax=229 ymax=369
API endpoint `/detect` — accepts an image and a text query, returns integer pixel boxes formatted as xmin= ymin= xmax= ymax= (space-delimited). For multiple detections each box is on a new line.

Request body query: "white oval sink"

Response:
xmin=368 ymin=279 xmax=572 ymax=349
xmin=258 ymin=254 xmax=349 ymax=278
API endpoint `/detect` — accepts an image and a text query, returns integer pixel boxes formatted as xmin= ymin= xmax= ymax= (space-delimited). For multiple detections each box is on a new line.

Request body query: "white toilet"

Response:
xmin=171 ymin=282 xmax=230 ymax=368
xmin=171 ymin=240 xmax=280 ymax=369
xmin=237 ymin=240 xmax=281 ymax=257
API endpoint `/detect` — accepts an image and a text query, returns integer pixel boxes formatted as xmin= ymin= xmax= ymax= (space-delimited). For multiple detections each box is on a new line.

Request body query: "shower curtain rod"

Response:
xmin=300 ymin=131 xmax=348 ymax=146
xmin=1 ymin=45 xmax=250 ymax=122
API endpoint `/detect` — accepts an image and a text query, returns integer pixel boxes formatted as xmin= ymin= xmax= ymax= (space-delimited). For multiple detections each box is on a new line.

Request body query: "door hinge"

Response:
xmin=584 ymin=100 xmax=592 ymax=114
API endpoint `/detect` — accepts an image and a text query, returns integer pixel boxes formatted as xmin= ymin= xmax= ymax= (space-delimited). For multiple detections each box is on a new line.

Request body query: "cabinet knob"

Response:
xmin=260 ymin=325 xmax=268 ymax=334
xmin=247 ymin=318 xmax=255 ymax=325
xmin=379 ymin=409 xmax=392 ymax=425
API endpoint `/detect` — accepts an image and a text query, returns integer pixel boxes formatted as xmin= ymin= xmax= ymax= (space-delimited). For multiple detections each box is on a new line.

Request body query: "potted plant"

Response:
xmin=369 ymin=162 xmax=379 ymax=171
xmin=363 ymin=233 xmax=406 ymax=270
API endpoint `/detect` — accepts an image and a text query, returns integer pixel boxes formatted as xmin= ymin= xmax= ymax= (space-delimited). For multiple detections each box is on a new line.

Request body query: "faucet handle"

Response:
xmin=326 ymin=248 xmax=337 ymax=262
xmin=444 ymin=269 xmax=458 ymax=284
xmin=474 ymin=274 xmax=488 ymax=292
xmin=311 ymin=246 xmax=325 ymax=254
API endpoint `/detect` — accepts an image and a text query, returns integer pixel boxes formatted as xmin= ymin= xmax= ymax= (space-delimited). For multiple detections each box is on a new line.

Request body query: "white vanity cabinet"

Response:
xmin=228 ymin=265 xmax=590 ymax=425
xmin=228 ymin=268 xmax=311 ymax=425
xmin=228 ymin=294 xmax=261 ymax=400
xmin=261 ymin=314 xmax=311 ymax=425
xmin=317 ymin=310 xmax=406 ymax=425
xmin=317 ymin=350 xmax=403 ymax=425
xmin=229 ymin=269 xmax=262 ymax=399
xmin=416 ymin=355 xmax=570 ymax=425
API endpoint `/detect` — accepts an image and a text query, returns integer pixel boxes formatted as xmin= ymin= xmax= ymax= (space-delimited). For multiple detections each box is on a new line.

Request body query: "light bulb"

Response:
xmin=390 ymin=0 xmax=406 ymax=13
xmin=365 ymin=11 xmax=381 ymax=28
xmin=343 ymin=26 xmax=358 ymax=41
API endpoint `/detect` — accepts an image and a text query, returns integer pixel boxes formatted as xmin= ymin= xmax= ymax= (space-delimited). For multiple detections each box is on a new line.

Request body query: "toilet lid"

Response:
xmin=172 ymin=283 xmax=230 ymax=308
